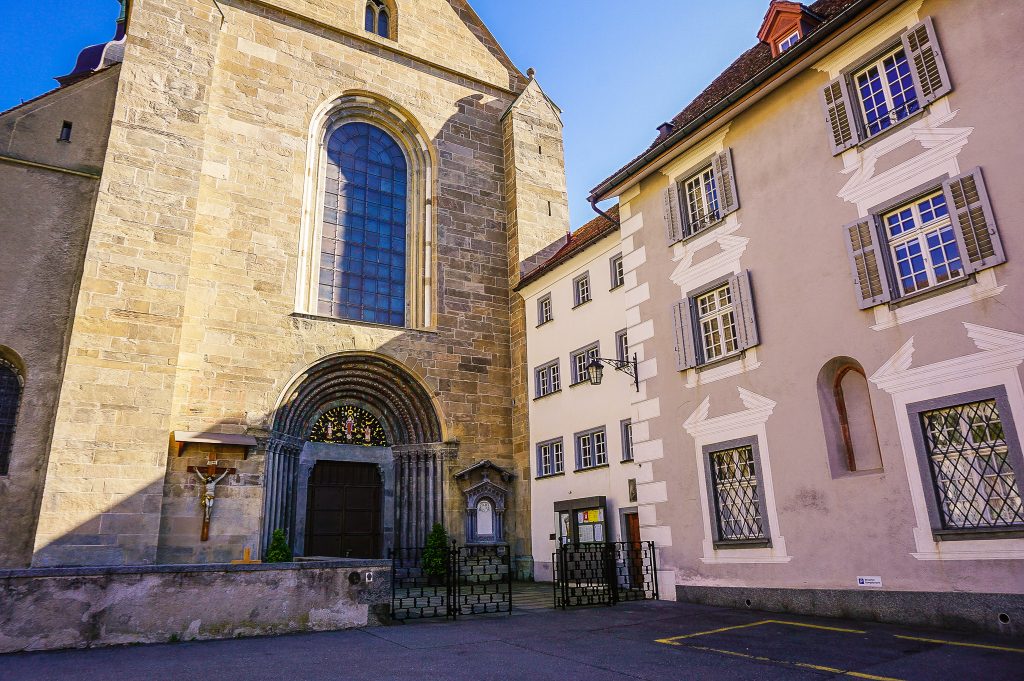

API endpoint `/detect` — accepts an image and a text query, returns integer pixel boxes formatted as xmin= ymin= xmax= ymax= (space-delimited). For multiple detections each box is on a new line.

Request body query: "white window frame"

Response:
xmin=575 ymin=427 xmax=608 ymax=471
xmin=682 ymin=165 xmax=720 ymax=234
xmin=537 ymin=438 xmax=564 ymax=478
xmin=778 ymin=30 xmax=800 ymax=53
xmin=696 ymin=283 xmax=739 ymax=363
xmin=570 ymin=342 xmax=599 ymax=386
xmin=610 ymin=253 xmax=625 ymax=289
xmin=615 ymin=329 xmax=629 ymax=363
xmin=573 ymin=273 xmax=592 ymax=308
xmin=537 ymin=293 xmax=553 ymax=326
xmin=852 ymin=45 xmax=920 ymax=138
xmin=621 ymin=419 xmax=633 ymax=462
xmin=535 ymin=359 xmax=560 ymax=398
xmin=882 ymin=190 xmax=964 ymax=297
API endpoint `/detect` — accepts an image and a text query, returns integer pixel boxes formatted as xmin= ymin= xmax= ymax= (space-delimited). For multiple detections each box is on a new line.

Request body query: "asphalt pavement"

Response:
xmin=1 ymin=597 xmax=1021 ymax=680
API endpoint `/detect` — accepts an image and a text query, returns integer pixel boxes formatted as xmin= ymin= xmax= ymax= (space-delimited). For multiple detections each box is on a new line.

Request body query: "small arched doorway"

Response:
xmin=262 ymin=353 xmax=450 ymax=558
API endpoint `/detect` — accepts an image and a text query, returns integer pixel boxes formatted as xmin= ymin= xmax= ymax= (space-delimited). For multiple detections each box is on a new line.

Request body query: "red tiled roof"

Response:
xmin=590 ymin=0 xmax=867 ymax=199
xmin=516 ymin=205 xmax=620 ymax=290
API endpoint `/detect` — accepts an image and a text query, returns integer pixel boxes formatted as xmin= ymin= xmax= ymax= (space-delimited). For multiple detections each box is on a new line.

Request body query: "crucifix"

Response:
xmin=188 ymin=456 xmax=236 ymax=542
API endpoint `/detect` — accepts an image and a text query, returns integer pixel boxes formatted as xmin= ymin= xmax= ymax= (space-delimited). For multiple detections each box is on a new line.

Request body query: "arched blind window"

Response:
xmin=319 ymin=122 xmax=408 ymax=327
xmin=0 ymin=358 xmax=23 ymax=475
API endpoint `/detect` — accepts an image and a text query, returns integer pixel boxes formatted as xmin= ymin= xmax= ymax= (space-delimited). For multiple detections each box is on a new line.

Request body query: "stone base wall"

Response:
xmin=676 ymin=585 xmax=1024 ymax=638
xmin=0 ymin=560 xmax=391 ymax=653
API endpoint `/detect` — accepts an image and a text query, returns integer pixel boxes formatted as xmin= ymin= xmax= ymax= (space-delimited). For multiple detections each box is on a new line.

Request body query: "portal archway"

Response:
xmin=262 ymin=353 xmax=453 ymax=556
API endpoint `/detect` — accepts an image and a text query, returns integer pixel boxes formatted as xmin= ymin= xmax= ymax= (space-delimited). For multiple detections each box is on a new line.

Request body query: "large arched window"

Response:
xmin=0 ymin=357 xmax=23 ymax=475
xmin=817 ymin=357 xmax=883 ymax=476
xmin=319 ymin=122 xmax=408 ymax=327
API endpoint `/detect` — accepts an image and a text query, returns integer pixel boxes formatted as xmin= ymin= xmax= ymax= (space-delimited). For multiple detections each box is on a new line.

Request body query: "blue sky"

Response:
xmin=0 ymin=0 xmax=769 ymax=228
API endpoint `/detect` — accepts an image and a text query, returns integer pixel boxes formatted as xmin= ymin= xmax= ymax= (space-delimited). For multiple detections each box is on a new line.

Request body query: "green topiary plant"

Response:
xmin=421 ymin=523 xmax=449 ymax=580
xmin=265 ymin=528 xmax=293 ymax=563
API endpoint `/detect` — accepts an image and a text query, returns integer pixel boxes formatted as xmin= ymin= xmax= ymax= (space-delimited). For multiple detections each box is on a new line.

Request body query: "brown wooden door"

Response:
xmin=625 ymin=512 xmax=644 ymax=587
xmin=305 ymin=461 xmax=382 ymax=558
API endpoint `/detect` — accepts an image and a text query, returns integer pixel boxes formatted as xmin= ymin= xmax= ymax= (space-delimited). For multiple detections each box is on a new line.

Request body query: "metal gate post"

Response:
xmin=389 ymin=548 xmax=396 ymax=619
xmin=605 ymin=542 xmax=618 ymax=606
xmin=559 ymin=545 xmax=568 ymax=610
xmin=447 ymin=540 xmax=458 ymax=620
xmin=506 ymin=546 xmax=513 ymax=615
xmin=649 ymin=541 xmax=660 ymax=601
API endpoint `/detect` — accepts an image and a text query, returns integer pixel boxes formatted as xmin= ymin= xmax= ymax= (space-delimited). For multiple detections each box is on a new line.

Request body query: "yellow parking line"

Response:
xmin=894 ymin=635 xmax=1024 ymax=654
xmin=688 ymin=646 xmax=905 ymax=681
xmin=656 ymin=619 xmax=772 ymax=644
xmin=656 ymin=618 xmax=865 ymax=644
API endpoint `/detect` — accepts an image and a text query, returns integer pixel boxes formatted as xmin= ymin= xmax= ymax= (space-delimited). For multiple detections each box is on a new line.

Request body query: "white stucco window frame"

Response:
xmin=870 ymin=323 xmax=1024 ymax=560
xmin=683 ymin=388 xmax=791 ymax=564
xmin=294 ymin=93 xmax=436 ymax=330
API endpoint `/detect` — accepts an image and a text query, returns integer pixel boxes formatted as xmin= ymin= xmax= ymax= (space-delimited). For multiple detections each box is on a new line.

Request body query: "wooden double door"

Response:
xmin=305 ymin=461 xmax=383 ymax=558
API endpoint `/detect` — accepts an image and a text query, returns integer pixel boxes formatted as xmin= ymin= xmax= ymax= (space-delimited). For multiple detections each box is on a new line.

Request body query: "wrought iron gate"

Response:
xmin=391 ymin=543 xmax=512 ymax=620
xmin=553 ymin=541 xmax=658 ymax=608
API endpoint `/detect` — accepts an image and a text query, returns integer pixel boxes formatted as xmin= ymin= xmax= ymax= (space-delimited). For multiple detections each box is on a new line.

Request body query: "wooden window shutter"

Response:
xmin=712 ymin=148 xmax=740 ymax=218
xmin=901 ymin=17 xmax=952 ymax=106
xmin=730 ymin=270 xmax=760 ymax=351
xmin=672 ymin=300 xmax=698 ymax=371
xmin=943 ymin=167 xmax=1005 ymax=272
xmin=843 ymin=217 xmax=892 ymax=309
xmin=663 ymin=184 xmax=684 ymax=245
xmin=820 ymin=77 xmax=860 ymax=155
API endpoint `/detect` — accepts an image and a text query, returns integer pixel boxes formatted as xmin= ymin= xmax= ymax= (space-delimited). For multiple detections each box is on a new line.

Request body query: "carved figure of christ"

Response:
xmin=188 ymin=463 xmax=236 ymax=541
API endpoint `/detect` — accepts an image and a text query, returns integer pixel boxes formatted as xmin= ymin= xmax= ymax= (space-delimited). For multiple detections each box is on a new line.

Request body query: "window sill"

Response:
xmin=856 ymin=106 xmax=928 ymax=152
xmin=290 ymin=311 xmax=433 ymax=334
xmin=572 ymin=299 xmax=592 ymax=310
xmin=533 ymin=389 xmax=562 ymax=402
xmin=536 ymin=319 xmax=554 ymax=328
xmin=535 ymin=472 xmax=565 ymax=481
xmin=713 ymin=539 xmax=771 ymax=550
xmin=620 ymin=458 xmax=635 ymax=464
xmin=568 ymin=380 xmax=592 ymax=389
xmin=609 ymin=284 xmax=624 ymax=292
xmin=695 ymin=349 xmax=746 ymax=373
xmin=933 ymin=527 xmax=1024 ymax=542
xmin=670 ymin=216 xmax=727 ymax=247
xmin=574 ymin=464 xmax=610 ymax=474
xmin=888 ymin=274 xmax=974 ymax=310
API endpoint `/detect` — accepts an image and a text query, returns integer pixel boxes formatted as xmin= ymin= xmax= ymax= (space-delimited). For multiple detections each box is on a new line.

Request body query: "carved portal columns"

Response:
xmin=261 ymin=437 xmax=302 ymax=551
xmin=393 ymin=442 xmax=458 ymax=549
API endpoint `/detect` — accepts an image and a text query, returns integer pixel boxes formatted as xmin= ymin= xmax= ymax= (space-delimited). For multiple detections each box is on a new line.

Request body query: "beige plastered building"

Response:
xmin=589 ymin=0 xmax=1024 ymax=630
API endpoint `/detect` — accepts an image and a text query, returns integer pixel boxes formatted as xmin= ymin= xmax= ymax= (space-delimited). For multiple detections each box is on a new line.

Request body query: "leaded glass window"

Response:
xmin=920 ymin=399 xmax=1024 ymax=529
xmin=0 ymin=358 xmax=23 ymax=475
xmin=309 ymin=405 xmax=388 ymax=446
xmin=364 ymin=0 xmax=392 ymax=39
xmin=319 ymin=122 xmax=407 ymax=327
xmin=708 ymin=445 xmax=765 ymax=541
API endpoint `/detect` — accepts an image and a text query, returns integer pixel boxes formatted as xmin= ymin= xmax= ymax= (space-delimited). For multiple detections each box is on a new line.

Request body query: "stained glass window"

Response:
xmin=319 ymin=122 xmax=408 ymax=327
xmin=0 ymin=358 xmax=23 ymax=475
xmin=309 ymin=405 xmax=388 ymax=447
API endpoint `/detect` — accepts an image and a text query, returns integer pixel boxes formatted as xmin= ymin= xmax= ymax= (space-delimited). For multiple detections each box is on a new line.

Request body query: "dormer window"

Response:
xmin=365 ymin=0 xmax=392 ymax=39
xmin=777 ymin=31 xmax=800 ymax=53
xmin=758 ymin=1 xmax=822 ymax=59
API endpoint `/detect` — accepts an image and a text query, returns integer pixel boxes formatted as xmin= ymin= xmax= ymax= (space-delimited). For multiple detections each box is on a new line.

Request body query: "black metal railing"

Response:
xmin=390 ymin=543 xmax=512 ymax=621
xmin=553 ymin=541 xmax=658 ymax=609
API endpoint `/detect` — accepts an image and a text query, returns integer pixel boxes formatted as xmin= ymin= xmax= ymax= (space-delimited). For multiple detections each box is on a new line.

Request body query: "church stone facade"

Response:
xmin=0 ymin=0 xmax=568 ymax=569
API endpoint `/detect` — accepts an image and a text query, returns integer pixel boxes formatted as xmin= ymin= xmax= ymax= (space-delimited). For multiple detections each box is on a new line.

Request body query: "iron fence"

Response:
xmin=390 ymin=543 xmax=512 ymax=620
xmin=553 ymin=541 xmax=658 ymax=609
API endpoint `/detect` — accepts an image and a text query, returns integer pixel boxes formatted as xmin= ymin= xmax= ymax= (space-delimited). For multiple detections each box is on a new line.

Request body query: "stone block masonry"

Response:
xmin=0 ymin=559 xmax=392 ymax=653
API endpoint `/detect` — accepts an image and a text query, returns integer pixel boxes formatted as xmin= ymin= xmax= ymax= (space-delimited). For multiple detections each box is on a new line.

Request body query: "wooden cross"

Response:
xmin=231 ymin=547 xmax=262 ymax=565
xmin=188 ymin=456 xmax=236 ymax=542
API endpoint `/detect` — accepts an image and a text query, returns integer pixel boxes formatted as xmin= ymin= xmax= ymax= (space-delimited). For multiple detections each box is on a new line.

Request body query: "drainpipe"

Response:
xmin=589 ymin=196 xmax=619 ymax=227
